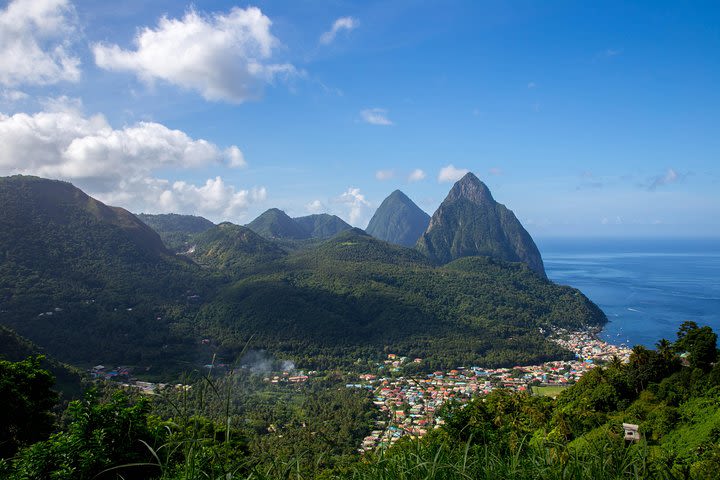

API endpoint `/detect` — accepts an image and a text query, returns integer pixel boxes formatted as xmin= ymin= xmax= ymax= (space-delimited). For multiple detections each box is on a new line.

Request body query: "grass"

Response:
xmin=532 ymin=385 xmax=569 ymax=398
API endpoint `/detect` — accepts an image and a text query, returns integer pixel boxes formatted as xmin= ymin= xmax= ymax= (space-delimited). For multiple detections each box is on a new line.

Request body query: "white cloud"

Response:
xmin=319 ymin=16 xmax=358 ymax=45
xmin=305 ymin=199 xmax=324 ymax=213
xmin=375 ymin=169 xmax=394 ymax=181
xmin=408 ymin=169 xmax=426 ymax=182
xmin=149 ymin=178 xmax=266 ymax=220
xmin=0 ymin=0 xmax=81 ymax=87
xmin=1 ymin=89 xmax=29 ymax=102
xmin=438 ymin=164 xmax=469 ymax=183
xmin=224 ymin=145 xmax=247 ymax=168
xmin=336 ymin=187 xmax=370 ymax=226
xmin=0 ymin=101 xmax=263 ymax=221
xmin=648 ymin=168 xmax=682 ymax=190
xmin=93 ymin=6 xmax=297 ymax=103
xmin=360 ymin=108 xmax=393 ymax=126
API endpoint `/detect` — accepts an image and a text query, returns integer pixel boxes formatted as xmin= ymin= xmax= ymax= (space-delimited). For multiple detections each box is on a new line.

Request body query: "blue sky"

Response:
xmin=0 ymin=0 xmax=718 ymax=237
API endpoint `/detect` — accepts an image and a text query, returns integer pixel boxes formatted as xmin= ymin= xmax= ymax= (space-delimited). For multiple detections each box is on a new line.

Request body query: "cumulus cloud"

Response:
xmin=648 ymin=168 xmax=682 ymax=191
xmin=1 ymin=89 xmax=29 ymax=102
xmin=305 ymin=199 xmax=324 ymax=213
xmin=360 ymin=108 xmax=393 ymax=126
xmin=153 ymin=178 xmax=266 ymax=220
xmin=408 ymin=168 xmax=426 ymax=182
xmin=375 ymin=169 xmax=394 ymax=181
xmin=224 ymin=145 xmax=247 ymax=168
xmin=0 ymin=0 xmax=81 ymax=87
xmin=336 ymin=187 xmax=370 ymax=226
xmin=319 ymin=16 xmax=358 ymax=45
xmin=0 ymin=101 xmax=263 ymax=221
xmin=438 ymin=164 xmax=469 ymax=183
xmin=93 ymin=6 xmax=297 ymax=103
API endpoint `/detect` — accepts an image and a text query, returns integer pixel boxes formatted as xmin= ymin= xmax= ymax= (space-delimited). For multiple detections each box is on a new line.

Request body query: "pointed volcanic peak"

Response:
xmin=246 ymin=208 xmax=310 ymax=240
xmin=416 ymin=172 xmax=546 ymax=277
xmin=293 ymin=213 xmax=352 ymax=239
xmin=366 ymin=190 xmax=431 ymax=247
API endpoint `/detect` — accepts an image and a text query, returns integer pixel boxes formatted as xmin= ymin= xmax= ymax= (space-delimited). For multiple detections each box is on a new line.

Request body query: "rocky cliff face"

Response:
xmin=416 ymin=172 xmax=546 ymax=277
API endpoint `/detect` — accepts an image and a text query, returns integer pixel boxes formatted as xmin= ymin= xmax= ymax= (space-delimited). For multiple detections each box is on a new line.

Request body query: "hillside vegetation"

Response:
xmin=0 ymin=175 xmax=603 ymax=374
xmin=137 ymin=213 xmax=215 ymax=251
xmin=188 ymin=229 xmax=604 ymax=370
xmin=1 ymin=322 xmax=717 ymax=479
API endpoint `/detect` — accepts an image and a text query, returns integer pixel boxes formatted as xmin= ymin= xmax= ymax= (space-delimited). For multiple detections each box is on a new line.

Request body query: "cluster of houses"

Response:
xmin=90 ymin=364 xmax=131 ymax=380
xmin=263 ymin=370 xmax=313 ymax=384
xmin=89 ymin=365 xmax=189 ymax=394
xmin=551 ymin=328 xmax=633 ymax=363
xmin=356 ymin=332 xmax=632 ymax=452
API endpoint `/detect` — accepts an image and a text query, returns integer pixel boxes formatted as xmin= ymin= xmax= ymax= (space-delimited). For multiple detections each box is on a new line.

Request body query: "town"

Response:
xmin=354 ymin=330 xmax=632 ymax=452
xmin=88 ymin=329 xmax=632 ymax=453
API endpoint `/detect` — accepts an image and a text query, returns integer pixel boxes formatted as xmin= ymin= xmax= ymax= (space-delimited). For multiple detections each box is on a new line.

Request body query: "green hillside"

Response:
xmin=293 ymin=213 xmax=352 ymax=239
xmin=0 ymin=176 xmax=206 ymax=371
xmin=190 ymin=222 xmax=287 ymax=273
xmin=246 ymin=208 xmax=310 ymax=240
xmin=0 ymin=325 xmax=83 ymax=398
xmin=190 ymin=229 xmax=604 ymax=369
xmin=0 ymin=175 xmax=603 ymax=375
xmin=137 ymin=213 xmax=215 ymax=251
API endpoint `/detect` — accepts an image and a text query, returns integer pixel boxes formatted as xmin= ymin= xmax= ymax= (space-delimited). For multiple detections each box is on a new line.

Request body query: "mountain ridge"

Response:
xmin=293 ymin=213 xmax=352 ymax=239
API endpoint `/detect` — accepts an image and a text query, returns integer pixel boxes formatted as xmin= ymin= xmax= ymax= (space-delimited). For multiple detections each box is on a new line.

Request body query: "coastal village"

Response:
xmin=355 ymin=330 xmax=632 ymax=452
xmin=88 ymin=329 xmax=632 ymax=453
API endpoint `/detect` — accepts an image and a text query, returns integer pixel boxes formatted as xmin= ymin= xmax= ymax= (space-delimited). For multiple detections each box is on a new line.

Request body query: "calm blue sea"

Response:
xmin=538 ymin=238 xmax=720 ymax=348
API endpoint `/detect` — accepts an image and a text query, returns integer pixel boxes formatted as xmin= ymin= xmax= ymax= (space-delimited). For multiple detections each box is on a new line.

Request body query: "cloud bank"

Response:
xmin=93 ymin=6 xmax=297 ymax=103
xmin=0 ymin=100 xmax=263 ymax=221
xmin=0 ymin=0 xmax=81 ymax=87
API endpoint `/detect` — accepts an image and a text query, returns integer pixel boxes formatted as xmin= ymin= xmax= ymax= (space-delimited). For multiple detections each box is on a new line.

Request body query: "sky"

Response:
xmin=0 ymin=0 xmax=718 ymax=237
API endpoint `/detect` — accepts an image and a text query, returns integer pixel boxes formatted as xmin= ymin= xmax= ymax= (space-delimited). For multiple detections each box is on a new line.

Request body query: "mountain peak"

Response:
xmin=366 ymin=190 xmax=430 ymax=247
xmin=246 ymin=208 xmax=309 ymax=240
xmin=416 ymin=175 xmax=546 ymax=277
xmin=447 ymin=172 xmax=494 ymax=204
xmin=388 ymin=189 xmax=408 ymax=198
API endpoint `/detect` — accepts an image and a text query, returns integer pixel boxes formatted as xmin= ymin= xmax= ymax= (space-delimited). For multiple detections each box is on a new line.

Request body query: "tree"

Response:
xmin=7 ymin=391 xmax=163 ymax=480
xmin=0 ymin=356 xmax=58 ymax=458
xmin=676 ymin=321 xmax=718 ymax=371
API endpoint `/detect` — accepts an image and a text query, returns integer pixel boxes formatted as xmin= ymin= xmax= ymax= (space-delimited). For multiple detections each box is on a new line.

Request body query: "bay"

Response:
xmin=538 ymin=237 xmax=720 ymax=348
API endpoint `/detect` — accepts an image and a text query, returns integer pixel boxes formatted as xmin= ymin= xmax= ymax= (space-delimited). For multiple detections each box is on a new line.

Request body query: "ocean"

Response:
xmin=538 ymin=237 xmax=720 ymax=348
